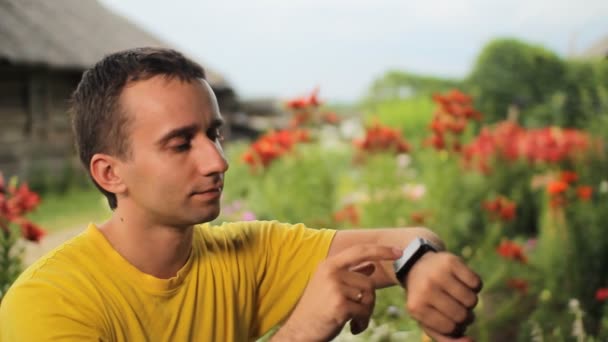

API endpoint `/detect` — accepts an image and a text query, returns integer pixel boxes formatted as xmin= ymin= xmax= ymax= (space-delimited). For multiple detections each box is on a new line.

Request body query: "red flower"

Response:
xmin=426 ymin=134 xmax=445 ymax=150
xmin=427 ymin=90 xmax=480 ymax=154
xmin=12 ymin=184 xmax=41 ymax=213
xmin=507 ymin=278 xmax=528 ymax=294
xmin=322 ymin=112 xmax=340 ymax=125
xmin=410 ymin=211 xmax=430 ymax=225
xmin=560 ymin=171 xmax=578 ymax=184
xmin=333 ymin=204 xmax=360 ymax=225
xmin=447 ymin=89 xmax=472 ymax=104
xmin=354 ymin=122 xmax=410 ymax=155
xmin=289 ymin=112 xmax=310 ymax=127
xmin=286 ymin=88 xmax=322 ymax=110
xmin=241 ymin=129 xmax=312 ymax=170
xmin=576 ymin=186 xmax=592 ymax=201
xmin=496 ymin=240 xmax=528 ymax=264
xmin=460 ymin=122 xmax=594 ymax=174
xmin=547 ymin=180 xmax=568 ymax=195
xmin=483 ymin=196 xmax=516 ymax=222
xmin=500 ymin=202 xmax=516 ymax=221
xmin=18 ymin=219 xmax=46 ymax=243
xmin=447 ymin=120 xmax=467 ymax=134
xmin=430 ymin=117 xmax=446 ymax=134
xmin=596 ymin=288 xmax=608 ymax=302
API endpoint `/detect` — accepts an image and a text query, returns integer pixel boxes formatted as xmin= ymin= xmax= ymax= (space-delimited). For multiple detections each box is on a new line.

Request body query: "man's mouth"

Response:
xmin=191 ymin=184 xmax=223 ymax=198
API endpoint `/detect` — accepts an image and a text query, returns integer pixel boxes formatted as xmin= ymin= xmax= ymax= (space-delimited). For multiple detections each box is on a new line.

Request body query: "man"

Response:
xmin=0 ymin=48 xmax=481 ymax=341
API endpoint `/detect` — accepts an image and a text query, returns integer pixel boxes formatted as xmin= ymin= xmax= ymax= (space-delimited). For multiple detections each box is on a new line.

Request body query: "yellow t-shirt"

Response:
xmin=0 ymin=221 xmax=336 ymax=341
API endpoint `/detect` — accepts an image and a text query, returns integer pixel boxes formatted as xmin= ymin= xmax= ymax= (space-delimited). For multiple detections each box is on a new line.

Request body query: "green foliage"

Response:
xmin=366 ymin=70 xmax=461 ymax=102
xmin=468 ymin=38 xmax=566 ymax=123
xmin=0 ymin=226 xmax=24 ymax=301
xmin=361 ymin=97 xmax=435 ymax=143
xmin=219 ymin=142 xmax=352 ymax=227
xmin=526 ymin=59 xmax=608 ymax=128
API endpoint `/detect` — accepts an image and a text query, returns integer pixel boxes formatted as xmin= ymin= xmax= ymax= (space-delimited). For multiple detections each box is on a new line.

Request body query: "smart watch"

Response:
xmin=393 ymin=237 xmax=438 ymax=283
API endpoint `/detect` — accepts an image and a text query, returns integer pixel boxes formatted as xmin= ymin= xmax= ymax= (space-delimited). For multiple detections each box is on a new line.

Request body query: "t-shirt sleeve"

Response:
xmin=244 ymin=220 xmax=336 ymax=338
xmin=0 ymin=280 xmax=105 ymax=341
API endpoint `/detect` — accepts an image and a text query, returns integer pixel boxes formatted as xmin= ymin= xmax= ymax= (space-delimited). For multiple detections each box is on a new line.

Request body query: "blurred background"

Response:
xmin=1 ymin=0 xmax=608 ymax=340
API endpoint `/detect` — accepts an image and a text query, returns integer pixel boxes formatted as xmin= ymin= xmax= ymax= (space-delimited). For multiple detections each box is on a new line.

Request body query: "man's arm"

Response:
xmin=272 ymin=227 xmax=481 ymax=342
xmin=327 ymin=227 xmax=446 ymax=288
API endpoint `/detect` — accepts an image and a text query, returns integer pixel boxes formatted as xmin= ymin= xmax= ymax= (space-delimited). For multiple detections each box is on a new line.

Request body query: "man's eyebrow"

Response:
xmin=156 ymin=124 xmax=199 ymax=146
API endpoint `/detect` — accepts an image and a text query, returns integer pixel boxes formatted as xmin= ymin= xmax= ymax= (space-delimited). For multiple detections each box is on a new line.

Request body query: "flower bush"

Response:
xmin=0 ymin=172 xmax=46 ymax=300
xmin=220 ymin=88 xmax=608 ymax=341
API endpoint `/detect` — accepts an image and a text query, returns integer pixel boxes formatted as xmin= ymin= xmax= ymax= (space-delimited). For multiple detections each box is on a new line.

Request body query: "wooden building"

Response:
xmin=0 ymin=0 xmax=237 ymax=183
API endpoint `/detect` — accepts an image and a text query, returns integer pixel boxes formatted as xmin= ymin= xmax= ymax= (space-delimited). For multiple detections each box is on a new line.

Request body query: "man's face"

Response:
xmin=117 ymin=76 xmax=229 ymax=226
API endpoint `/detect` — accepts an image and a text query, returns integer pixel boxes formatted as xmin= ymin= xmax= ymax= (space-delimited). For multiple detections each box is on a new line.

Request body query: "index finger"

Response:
xmin=329 ymin=244 xmax=401 ymax=270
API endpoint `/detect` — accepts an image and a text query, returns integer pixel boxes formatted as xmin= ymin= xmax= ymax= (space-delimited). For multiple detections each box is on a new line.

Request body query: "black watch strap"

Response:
xmin=393 ymin=237 xmax=438 ymax=283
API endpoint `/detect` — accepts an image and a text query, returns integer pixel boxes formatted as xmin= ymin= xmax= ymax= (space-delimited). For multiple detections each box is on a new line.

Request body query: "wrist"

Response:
xmin=271 ymin=317 xmax=311 ymax=342
xmin=404 ymin=251 xmax=436 ymax=288
xmin=394 ymin=237 xmax=438 ymax=287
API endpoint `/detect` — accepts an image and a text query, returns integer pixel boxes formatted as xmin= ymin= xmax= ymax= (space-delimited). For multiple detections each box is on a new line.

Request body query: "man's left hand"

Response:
xmin=403 ymin=252 xmax=482 ymax=341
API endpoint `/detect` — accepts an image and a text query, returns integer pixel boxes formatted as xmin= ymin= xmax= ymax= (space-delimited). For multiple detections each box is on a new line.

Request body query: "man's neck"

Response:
xmin=99 ymin=206 xmax=194 ymax=279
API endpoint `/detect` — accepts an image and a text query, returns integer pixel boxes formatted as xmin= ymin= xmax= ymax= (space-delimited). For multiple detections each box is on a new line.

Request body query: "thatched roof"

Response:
xmin=582 ymin=35 xmax=608 ymax=59
xmin=0 ymin=0 xmax=230 ymax=89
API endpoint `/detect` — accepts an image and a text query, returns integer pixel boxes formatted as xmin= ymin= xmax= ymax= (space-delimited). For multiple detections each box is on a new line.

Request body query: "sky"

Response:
xmin=99 ymin=0 xmax=608 ymax=103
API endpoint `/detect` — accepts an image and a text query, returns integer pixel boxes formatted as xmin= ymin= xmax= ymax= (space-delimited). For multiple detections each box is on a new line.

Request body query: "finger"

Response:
xmin=428 ymin=290 xmax=469 ymax=326
xmin=350 ymin=315 xmax=371 ymax=335
xmin=442 ymin=273 xmax=479 ymax=309
xmin=342 ymin=284 xmax=370 ymax=304
xmin=330 ymin=244 xmax=401 ymax=269
xmin=449 ymin=258 xmax=482 ymax=292
xmin=463 ymin=310 xmax=475 ymax=326
xmin=340 ymin=282 xmax=376 ymax=309
xmin=330 ymin=290 xmax=374 ymax=327
xmin=350 ymin=303 xmax=375 ymax=336
xmin=347 ymin=297 xmax=375 ymax=335
xmin=414 ymin=305 xmax=458 ymax=336
xmin=349 ymin=261 xmax=376 ymax=276
xmin=423 ymin=327 xmax=474 ymax=342
xmin=340 ymin=270 xmax=375 ymax=296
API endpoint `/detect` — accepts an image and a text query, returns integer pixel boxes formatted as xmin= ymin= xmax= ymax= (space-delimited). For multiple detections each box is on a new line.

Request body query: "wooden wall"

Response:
xmin=0 ymin=66 xmax=80 ymax=182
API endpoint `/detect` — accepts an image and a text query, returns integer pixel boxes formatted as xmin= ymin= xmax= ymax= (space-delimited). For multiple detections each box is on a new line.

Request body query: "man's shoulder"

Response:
xmin=6 ymin=227 xmax=101 ymax=300
xmin=0 ymin=229 xmax=107 ymax=341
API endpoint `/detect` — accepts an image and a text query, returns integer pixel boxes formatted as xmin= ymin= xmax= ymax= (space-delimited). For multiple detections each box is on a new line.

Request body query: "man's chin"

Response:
xmin=191 ymin=208 xmax=221 ymax=225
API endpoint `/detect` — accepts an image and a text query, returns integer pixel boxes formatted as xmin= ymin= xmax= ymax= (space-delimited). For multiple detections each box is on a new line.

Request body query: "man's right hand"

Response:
xmin=271 ymin=245 xmax=402 ymax=341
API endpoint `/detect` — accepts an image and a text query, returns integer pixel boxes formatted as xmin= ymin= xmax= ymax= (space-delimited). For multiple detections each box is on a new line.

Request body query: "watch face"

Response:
xmin=393 ymin=238 xmax=423 ymax=273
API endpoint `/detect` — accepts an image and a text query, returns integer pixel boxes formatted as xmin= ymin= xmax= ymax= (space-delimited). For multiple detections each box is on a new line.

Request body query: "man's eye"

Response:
xmin=173 ymin=142 xmax=191 ymax=152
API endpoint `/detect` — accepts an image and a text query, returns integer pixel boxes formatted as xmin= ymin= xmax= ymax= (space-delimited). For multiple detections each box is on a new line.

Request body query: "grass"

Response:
xmin=26 ymin=187 xmax=111 ymax=233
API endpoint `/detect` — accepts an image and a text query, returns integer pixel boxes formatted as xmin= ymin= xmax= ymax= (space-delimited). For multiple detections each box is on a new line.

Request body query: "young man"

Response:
xmin=0 ymin=48 xmax=481 ymax=342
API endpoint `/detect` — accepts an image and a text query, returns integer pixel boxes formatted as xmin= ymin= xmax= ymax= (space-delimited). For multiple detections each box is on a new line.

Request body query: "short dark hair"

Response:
xmin=70 ymin=47 xmax=206 ymax=209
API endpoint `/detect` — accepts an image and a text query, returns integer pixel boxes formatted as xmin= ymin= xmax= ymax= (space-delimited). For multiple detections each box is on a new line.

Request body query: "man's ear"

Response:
xmin=90 ymin=153 xmax=127 ymax=195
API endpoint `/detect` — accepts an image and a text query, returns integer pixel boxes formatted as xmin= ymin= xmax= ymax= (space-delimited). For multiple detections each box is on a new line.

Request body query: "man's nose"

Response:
xmin=195 ymin=137 xmax=229 ymax=176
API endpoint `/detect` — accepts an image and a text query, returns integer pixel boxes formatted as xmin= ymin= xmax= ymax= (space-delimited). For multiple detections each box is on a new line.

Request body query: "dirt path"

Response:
xmin=24 ymin=226 xmax=87 ymax=265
